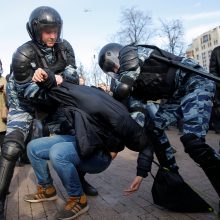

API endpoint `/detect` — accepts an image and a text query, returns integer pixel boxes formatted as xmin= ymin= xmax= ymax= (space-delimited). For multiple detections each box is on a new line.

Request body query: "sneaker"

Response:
xmin=55 ymin=194 xmax=89 ymax=220
xmin=24 ymin=185 xmax=57 ymax=203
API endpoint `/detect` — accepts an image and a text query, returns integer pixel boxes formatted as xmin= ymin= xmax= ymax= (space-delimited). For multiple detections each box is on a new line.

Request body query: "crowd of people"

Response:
xmin=0 ymin=5 xmax=220 ymax=220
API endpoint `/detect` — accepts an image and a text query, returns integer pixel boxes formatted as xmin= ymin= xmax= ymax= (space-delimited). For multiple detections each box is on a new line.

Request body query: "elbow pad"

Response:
xmin=12 ymin=42 xmax=36 ymax=84
xmin=113 ymin=82 xmax=132 ymax=100
xmin=119 ymin=45 xmax=139 ymax=72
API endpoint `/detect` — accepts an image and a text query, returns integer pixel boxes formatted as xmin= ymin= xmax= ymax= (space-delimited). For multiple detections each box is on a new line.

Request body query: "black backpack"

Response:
xmin=151 ymin=162 xmax=213 ymax=213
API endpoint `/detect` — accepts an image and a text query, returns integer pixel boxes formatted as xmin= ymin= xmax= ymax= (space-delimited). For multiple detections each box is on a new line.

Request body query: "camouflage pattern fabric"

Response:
xmin=129 ymin=98 xmax=178 ymax=169
xmin=154 ymin=58 xmax=216 ymax=138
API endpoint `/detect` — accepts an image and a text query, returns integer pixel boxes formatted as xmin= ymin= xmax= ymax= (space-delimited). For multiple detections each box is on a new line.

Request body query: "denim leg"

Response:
xmin=27 ymin=135 xmax=75 ymax=187
xmin=49 ymin=142 xmax=82 ymax=196
xmin=79 ymin=150 xmax=112 ymax=174
xmin=50 ymin=144 xmax=112 ymax=197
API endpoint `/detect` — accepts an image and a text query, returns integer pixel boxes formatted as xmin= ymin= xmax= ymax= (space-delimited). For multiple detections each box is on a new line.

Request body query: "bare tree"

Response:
xmin=113 ymin=7 xmax=154 ymax=45
xmin=85 ymin=54 xmax=112 ymax=87
xmin=77 ymin=62 xmax=86 ymax=77
xmin=159 ymin=19 xmax=186 ymax=56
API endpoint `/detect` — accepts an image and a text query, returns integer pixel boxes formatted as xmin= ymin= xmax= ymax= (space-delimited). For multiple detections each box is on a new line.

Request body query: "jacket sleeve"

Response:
xmin=136 ymin=144 xmax=154 ymax=177
xmin=0 ymin=77 xmax=7 ymax=107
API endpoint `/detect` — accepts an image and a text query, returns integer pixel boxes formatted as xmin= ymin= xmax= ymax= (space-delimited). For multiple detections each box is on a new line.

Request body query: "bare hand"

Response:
xmin=123 ymin=176 xmax=143 ymax=196
xmin=32 ymin=68 xmax=48 ymax=82
xmin=55 ymin=75 xmax=63 ymax=85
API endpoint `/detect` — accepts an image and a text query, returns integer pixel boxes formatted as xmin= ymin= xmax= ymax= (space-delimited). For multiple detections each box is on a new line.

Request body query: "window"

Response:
xmin=202 ymin=35 xmax=209 ymax=43
xmin=202 ymin=52 xmax=206 ymax=59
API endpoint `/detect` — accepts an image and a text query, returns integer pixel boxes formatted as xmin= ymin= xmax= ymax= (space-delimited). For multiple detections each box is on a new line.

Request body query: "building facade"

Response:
xmin=186 ymin=26 xmax=220 ymax=71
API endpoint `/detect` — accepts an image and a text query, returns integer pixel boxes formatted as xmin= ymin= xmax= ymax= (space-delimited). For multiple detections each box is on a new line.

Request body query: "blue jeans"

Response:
xmin=27 ymin=135 xmax=112 ymax=196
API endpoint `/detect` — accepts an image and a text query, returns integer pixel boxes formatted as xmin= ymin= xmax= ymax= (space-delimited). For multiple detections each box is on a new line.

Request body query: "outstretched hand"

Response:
xmin=123 ymin=176 xmax=143 ymax=196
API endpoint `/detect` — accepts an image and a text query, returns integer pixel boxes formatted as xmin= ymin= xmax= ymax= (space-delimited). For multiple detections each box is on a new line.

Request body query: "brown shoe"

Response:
xmin=24 ymin=185 xmax=57 ymax=203
xmin=55 ymin=194 xmax=89 ymax=220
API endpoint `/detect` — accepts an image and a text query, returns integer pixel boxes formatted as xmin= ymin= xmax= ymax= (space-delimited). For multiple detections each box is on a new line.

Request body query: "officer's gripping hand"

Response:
xmin=32 ymin=68 xmax=48 ymax=82
xmin=33 ymin=68 xmax=56 ymax=90
xmin=113 ymin=80 xmax=132 ymax=101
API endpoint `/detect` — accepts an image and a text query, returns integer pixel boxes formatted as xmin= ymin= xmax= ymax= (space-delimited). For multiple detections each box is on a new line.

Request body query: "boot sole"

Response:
xmin=24 ymin=195 xmax=58 ymax=203
xmin=57 ymin=205 xmax=89 ymax=220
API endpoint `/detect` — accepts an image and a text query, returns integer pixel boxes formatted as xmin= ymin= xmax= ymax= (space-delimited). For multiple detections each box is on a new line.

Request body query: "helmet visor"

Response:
xmin=40 ymin=24 xmax=63 ymax=43
xmin=102 ymin=60 xmax=116 ymax=73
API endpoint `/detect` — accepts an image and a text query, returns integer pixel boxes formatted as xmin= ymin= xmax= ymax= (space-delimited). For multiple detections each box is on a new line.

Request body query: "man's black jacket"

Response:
xmin=48 ymin=81 xmax=148 ymax=156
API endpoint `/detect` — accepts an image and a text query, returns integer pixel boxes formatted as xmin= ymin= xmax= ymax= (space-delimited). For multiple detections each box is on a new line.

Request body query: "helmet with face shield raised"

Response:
xmin=26 ymin=6 xmax=63 ymax=45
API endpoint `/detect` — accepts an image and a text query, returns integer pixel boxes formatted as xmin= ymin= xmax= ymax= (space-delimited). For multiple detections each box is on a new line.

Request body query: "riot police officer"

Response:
xmin=98 ymin=43 xmax=220 ymax=210
xmin=0 ymin=6 xmax=96 ymax=218
xmin=102 ymin=44 xmax=179 ymax=194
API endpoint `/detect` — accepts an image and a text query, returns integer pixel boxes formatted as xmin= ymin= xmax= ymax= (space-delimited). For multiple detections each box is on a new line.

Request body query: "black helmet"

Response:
xmin=98 ymin=43 xmax=123 ymax=73
xmin=26 ymin=6 xmax=63 ymax=45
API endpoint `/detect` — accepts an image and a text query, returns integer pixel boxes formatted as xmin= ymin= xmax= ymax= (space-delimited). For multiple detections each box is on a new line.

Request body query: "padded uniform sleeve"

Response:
xmin=12 ymin=42 xmax=36 ymax=84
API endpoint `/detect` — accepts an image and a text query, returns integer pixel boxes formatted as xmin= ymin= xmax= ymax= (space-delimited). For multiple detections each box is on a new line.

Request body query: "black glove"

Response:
xmin=113 ymin=82 xmax=131 ymax=100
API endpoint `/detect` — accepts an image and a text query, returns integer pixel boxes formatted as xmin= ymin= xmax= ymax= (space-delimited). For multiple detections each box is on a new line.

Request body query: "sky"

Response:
xmin=0 ymin=0 xmax=220 ymax=76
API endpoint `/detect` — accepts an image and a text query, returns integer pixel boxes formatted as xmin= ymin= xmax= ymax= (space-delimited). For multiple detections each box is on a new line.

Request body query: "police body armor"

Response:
xmin=132 ymin=45 xmax=183 ymax=101
xmin=12 ymin=39 xmax=76 ymax=84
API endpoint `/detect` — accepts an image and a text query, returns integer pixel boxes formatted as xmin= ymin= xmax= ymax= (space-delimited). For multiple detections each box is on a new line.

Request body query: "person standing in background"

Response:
xmin=209 ymin=45 xmax=220 ymax=134
xmin=0 ymin=59 xmax=7 ymax=148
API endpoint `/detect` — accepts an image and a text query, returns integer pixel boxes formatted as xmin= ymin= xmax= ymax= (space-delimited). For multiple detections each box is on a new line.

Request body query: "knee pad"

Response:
xmin=180 ymin=133 xmax=219 ymax=168
xmin=2 ymin=130 xmax=24 ymax=161
xmin=0 ymin=131 xmax=24 ymax=198
xmin=2 ymin=141 xmax=23 ymax=161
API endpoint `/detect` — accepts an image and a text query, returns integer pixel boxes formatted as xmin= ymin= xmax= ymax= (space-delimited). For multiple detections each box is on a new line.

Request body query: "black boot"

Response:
xmin=202 ymin=165 xmax=220 ymax=215
xmin=181 ymin=134 xmax=220 ymax=213
xmin=0 ymin=195 xmax=6 ymax=220
xmin=81 ymin=179 xmax=98 ymax=196
xmin=78 ymin=172 xmax=98 ymax=196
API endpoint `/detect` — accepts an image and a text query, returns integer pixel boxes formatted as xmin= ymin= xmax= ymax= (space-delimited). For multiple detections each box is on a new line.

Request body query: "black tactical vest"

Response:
xmin=132 ymin=45 xmax=183 ymax=101
xmin=12 ymin=40 xmax=73 ymax=84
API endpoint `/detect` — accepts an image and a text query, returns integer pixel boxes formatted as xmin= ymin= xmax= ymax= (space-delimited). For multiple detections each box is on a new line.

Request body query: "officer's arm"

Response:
xmin=113 ymin=45 xmax=140 ymax=100
xmin=136 ymin=145 xmax=154 ymax=178
xmin=12 ymin=43 xmax=57 ymax=100
xmin=11 ymin=43 xmax=44 ymax=100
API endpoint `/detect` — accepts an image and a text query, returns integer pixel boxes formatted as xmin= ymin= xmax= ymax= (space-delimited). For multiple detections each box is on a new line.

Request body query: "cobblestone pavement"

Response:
xmin=5 ymin=127 xmax=220 ymax=220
